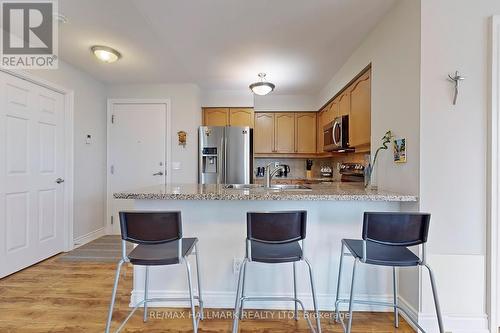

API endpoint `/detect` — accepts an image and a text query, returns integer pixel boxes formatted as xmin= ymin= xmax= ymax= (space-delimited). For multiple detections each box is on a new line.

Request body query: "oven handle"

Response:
xmin=332 ymin=121 xmax=340 ymax=146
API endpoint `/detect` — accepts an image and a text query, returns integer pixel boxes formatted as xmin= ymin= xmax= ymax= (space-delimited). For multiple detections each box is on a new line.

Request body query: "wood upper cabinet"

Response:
xmin=274 ymin=113 xmax=295 ymax=153
xmin=349 ymin=71 xmax=371 ymax=147
xmin=203 ymin=108 xmax=229 ymax=126
xmin=325 ymin=100 xmax=337 ymax=123
xmin=295 ymin=113 xmax=316 ymax=153
xmin=337 ymin=91 xmax=350 ymax=117
xmin=203 ymin=107 xmax=254 ymax=127
xmin=254 ymin=111 xmax=320 ymax=155
xmin=254 ymin=113 xmax=275 ymax=153
xmin=229 ymin=108 xmax=254 ymax=128
xmin=317 ymin=109 xmax=325 ymax=153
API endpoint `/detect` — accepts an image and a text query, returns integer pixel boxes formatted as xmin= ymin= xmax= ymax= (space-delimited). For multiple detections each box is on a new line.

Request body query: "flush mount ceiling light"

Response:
xmin=249 ymin=73 xmax=275 ymax=96
xmin=91 ymin=45 xmax=121 ymax=63
xmin=54 ymin=13 xmax=68 ymax=24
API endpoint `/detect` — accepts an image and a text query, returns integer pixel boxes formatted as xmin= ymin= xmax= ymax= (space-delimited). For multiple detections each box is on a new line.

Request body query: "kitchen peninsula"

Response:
xmin=114 ymin=183 xmax=416 ymax=311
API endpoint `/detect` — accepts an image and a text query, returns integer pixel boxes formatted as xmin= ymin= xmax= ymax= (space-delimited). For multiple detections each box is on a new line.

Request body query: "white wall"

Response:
xmin=317 ymin=0 xmax=421 ymax=197
xmin=106 ymin=84 xmax=201 ymax=183
xmin=418 ymin=0 xmax=500 ymax=331
xmin=26 ymin=61 xmax=107 ymax=240
xmin=254 ymin=94 xmax=317 ymax=112
xmin=201 ymin=89 xmax=253 ymax=107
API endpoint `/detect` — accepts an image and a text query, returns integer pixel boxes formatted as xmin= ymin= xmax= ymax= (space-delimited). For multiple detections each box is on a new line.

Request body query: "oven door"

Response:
xmin=323 ymin=120 xmax=342 ymax=151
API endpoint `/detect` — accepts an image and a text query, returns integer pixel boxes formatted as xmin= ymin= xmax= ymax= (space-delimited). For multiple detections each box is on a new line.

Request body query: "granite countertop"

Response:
xmin=113 ymin=183 xmax=417 ymax=202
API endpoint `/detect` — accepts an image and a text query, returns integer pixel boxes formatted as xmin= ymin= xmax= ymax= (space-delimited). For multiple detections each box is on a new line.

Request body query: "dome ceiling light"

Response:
xmin=249 ymin=73 xmax=275 ymax=96
xmin=91 ymin=45 xmax=121 ymax=63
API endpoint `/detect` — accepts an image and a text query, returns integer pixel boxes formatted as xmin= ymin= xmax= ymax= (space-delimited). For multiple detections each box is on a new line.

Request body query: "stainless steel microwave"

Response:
xmin=323 ymin=115 xmax=350 ymax=151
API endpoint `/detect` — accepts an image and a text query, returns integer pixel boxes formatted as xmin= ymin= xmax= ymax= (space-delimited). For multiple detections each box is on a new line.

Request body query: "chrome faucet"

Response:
xmin=265 ymin=162 xmax=284 ymax=187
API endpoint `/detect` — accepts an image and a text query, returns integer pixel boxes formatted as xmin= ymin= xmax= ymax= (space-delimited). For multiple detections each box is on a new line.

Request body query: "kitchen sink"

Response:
xmin=267 ymin=184 xmax=312 ymax=191
xmin=224 ymin=184 xmax=264 ymax=190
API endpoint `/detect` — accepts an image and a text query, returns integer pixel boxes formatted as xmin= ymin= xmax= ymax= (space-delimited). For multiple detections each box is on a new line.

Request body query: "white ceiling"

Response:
xmin=58 ymin=0 xmax=396 ymax=94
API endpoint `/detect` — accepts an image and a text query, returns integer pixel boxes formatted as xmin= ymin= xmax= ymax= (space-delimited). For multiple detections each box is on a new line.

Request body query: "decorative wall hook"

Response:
xmin=448 ymin=71 xmax=465 ymax=105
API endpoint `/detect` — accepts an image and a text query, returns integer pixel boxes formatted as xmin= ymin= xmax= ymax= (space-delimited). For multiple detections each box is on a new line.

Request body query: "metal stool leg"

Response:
xmin=239 ymin=261 xmax=247 ymax=320
xmin=424 ymin=263 xmax=445 ymax=333
xmin=194 ymin=243 xmax=204 ymax=320
xmin=346 ymin=259 xmax=358 ymax=333
xmin=393 ymin=266 xmax=399 ymax=328
xmin=185 ymin=259 xmax=198 ymax=333
xmin=333 ymin=243 xmax=345 ymax=323
xmin=304 ymin=258 xmax=321 ymax=333
xmin=232 ymin=259 xmax=247 ymax=333
xmin=105 ymin=260 xmax=124 ymax=333
xmin=293 ymin=261 xmax=298 ymax=320
xmin=143 ymin=266 xmax=149 ymax=322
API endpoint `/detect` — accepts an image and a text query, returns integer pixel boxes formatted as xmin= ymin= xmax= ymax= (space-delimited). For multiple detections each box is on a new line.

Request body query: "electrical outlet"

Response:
xmin=233 ymin=258 xmax=243 ymax=275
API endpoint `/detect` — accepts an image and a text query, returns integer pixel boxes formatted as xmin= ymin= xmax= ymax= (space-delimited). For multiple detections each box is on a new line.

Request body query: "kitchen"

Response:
xmin=0 ymin=1 xmax=495 ymax=333
xmin=200 ymin=67 xmax=371 ymax=186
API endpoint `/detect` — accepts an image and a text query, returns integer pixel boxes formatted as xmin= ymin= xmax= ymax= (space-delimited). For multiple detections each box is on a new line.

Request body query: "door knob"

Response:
xmin=153 ymin=171 xmax=164 ymax=176
xmin=55 ymin=178 xmax=65 ymax=184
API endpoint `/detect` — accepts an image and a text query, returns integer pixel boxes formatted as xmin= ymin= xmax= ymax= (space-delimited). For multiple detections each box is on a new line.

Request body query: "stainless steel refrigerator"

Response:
xmin=199 ymin=126 xmax=253 ymax=184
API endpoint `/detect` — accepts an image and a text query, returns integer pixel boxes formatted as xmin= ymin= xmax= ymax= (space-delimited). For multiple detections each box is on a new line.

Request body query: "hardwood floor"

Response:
xmin=0 ymin=255 xmax=415 ymax=332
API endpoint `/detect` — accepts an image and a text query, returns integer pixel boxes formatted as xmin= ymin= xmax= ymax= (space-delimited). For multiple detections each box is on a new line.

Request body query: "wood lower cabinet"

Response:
xmin=229 ymin=108 xmax=254 ymax=127
xmin=295 ymin=113 xmax=316 ymax=153
xmin=202 ymin=107 xmax=254 ymax=127
xmin=274 ymin=113 xmax=295 ymax=153
xmin=254 ymin=113 xmax=275 ymax=153
xmin=349 ymin=71 xmax=371 ymax=148
xmin=203 ymin=108 xmax=229 ymax=126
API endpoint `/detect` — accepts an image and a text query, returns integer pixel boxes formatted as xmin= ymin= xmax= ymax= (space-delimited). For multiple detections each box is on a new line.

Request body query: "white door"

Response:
xmin=109 ymin=102 xmax=168 ymax=234
xmin=0 ymin=72 xmax=66 ymax=278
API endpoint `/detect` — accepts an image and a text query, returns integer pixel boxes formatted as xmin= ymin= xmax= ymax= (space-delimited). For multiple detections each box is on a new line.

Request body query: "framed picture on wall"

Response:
xmin=393 ymin=138 xmax=407 ymax=163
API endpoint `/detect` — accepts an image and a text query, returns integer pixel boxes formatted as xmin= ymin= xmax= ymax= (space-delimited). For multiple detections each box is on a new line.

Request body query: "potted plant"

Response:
xmin=365 ymin=130 xmax=393 ymax=189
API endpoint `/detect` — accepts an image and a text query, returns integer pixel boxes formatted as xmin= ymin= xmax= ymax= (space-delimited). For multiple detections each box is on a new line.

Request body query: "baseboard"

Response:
xmin=418 ymin=312 xmax=489 ymax=333
xmin=398 ymin=296 xmax=420 ymax=331
xmin=398 ymin=295 xmax=489 ymax=333
xmin=72 ymin=227 xmax=106 ymax=249
xmin=130 ymin=289 xmax=397 ymax=312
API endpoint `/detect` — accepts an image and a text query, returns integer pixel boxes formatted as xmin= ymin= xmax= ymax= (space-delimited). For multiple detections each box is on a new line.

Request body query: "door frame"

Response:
xmin=489 ymin=15 xmax=500 ymax=333
xmin=106 ymin=98 xmax=172 ymax=234
xmin=0 ymin=69 xmax=75 ymax=252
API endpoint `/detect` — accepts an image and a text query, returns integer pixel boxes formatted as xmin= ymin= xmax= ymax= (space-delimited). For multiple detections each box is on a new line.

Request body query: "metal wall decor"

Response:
xmin=448 ymin=71 xmax=465 ymax=105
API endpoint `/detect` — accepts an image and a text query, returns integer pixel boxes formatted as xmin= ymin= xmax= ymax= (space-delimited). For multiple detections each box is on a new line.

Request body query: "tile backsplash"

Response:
xmin=254 ymin=153 xmax=368 ymax=181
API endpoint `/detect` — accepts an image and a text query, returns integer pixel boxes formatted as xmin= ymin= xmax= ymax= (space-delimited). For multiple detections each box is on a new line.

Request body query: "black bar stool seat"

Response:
xmin=333 ymin=212 xmax=444 ymax=333
xmin=105 ymin=211 xmax=203 ymax=333
xmin=342 ymin=239 xmax=420 ymax=267
xmin=232 ymin=211 xmax=321 ymax=333
xmin=128 ymin=238 xmax=198 ymax=266
xmin=251 ymin=241 xmax=302 ymax=263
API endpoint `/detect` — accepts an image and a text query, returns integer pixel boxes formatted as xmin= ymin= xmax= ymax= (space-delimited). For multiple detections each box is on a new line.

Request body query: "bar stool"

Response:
xmin=332 ymin=212 xmax=444 ymax=333
xmin=105 ymin=211 xmax=204 ymax=333
xmin=232 ymin=211 xmax=322 ymax=333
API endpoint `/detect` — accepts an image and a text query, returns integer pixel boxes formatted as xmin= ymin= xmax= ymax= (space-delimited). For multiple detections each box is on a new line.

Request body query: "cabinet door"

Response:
xmin=329 ymin=100 xmax=339 ymax=121
xmin=203 ymin=108 xmax=229 ymax=126
xmin=338 ymin=91 xmax=350 ymax=117
xmin=254 ymin=113 xmax=275 ymax=153
xmin=229 ymin=108 xmax=254 ymax=128
xmin=295 ymin=113 xmax=317 ymax=153
xmin=349 ymin=71 xmax=371 ymax=147
xmin=274 ymin=113 xmax=295 ymax=153
xmin=317 ymin=110 xmax=325 ymax=153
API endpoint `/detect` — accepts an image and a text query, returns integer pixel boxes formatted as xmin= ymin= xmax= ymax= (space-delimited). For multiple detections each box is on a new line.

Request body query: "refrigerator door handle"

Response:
xmin=218 ymin=136 xmax=223 ymax=184
xmin=223 ymin=134 xmax=228 ymax=184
